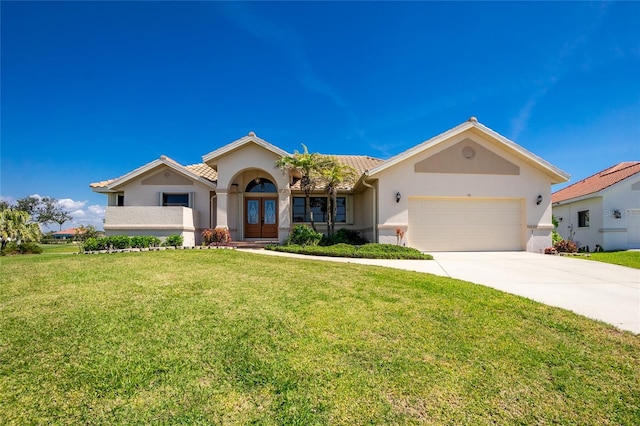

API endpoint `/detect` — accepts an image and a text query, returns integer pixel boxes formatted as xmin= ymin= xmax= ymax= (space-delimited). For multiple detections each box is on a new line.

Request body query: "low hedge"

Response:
xmin=83 ymin=235 xmax=168 ymax=251
xmin=266 ymin=243 xmax=433 ymax=260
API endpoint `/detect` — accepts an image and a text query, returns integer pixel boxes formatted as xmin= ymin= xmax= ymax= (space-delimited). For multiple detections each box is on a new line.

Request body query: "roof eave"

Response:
xmin=552 ymin=190 xmax=604 ymax=205
xmin=107 ymin=157 xmax=216 ymax=190
xmin=367 ymin=120 xmax=570 ymax=184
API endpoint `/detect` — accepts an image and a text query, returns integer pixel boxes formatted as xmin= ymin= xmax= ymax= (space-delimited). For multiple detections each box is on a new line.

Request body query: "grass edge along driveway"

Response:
xmin=1 ymin=250 xmax=638 ymax=425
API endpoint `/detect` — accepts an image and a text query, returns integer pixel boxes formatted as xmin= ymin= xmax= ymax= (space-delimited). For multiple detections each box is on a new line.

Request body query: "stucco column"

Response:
xmin=278 ymin=188 xmax=291 ymax=243
xmin=216 ymin=190 xmax=228 ymax=229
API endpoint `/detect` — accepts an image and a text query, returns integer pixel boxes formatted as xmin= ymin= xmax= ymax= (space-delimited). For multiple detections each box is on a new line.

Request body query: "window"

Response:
xmin=578 ymin=210 xmax=589 ymax=228
xmin=245 ymin=178 xmax=276 ymax=193
xmin=116 ymin=194 xmax=125 ymax=207
xmin=292 ymin=196 xmax=346 ymax=223
xmin=162 ymin=193 xmax=190 ymax=207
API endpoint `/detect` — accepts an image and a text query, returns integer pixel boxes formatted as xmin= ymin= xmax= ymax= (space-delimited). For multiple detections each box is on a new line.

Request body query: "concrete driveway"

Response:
xmin=249 ymin=250 xmax=640 ymax=334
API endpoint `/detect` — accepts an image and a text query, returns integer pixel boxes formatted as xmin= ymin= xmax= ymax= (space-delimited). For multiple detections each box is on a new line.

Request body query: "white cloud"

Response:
xmin=0 ymin=194 xmax=105 ymax=232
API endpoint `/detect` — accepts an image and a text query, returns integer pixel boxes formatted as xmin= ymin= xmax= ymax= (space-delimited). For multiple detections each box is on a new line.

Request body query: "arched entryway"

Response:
xmin=244 ymin=178 xmax=278 ymax=239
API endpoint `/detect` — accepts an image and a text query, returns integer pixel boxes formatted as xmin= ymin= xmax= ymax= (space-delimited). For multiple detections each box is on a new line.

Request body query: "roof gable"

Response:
xmin=203 ymin=131 xmax=290 ymax=164
xmin=552 ymin=161 xmax=640 ymax=203
xmin=90 ymin=156 xmax=217 ymax=192
xmin=367 ymin=118 xmax=569 ymax=184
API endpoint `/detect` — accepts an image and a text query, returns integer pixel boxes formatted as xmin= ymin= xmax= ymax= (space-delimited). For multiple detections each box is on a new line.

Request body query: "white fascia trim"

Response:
xmin=367 ymin=120 xmax=570 ymax=184
xmin=473 ymin=121 xmax=570 ymax=183
xmin=552 ymin=191 xmax=603 ymax=206
xmin=108 ymin=158 xmax=216 ymax=190
xmin=368 ymin=121 xmax=475 ymax=176
xmin=202 ymin=135 xmax=290 ymax=163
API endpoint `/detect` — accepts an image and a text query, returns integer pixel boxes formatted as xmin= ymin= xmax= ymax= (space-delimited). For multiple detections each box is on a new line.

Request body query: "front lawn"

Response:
xmin=581 ymin=250 xmax=640 ymax=269
xmin=39 ymin=242 xmax=81 ymax=254
xmin=1 ymin=251 xmax=638 ymax=424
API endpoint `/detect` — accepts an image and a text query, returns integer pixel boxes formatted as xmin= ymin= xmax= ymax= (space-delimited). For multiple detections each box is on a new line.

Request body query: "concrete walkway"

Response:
xmin=244 ymin=249 xmax=640 ymax=334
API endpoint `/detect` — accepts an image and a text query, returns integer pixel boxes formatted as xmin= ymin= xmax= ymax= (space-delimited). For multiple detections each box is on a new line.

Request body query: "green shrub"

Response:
xmin=130 ymin=235 xmax=161 ymax=248
xmin=163 ymin=234 xmax=184 ymax=247
xmin=108 ymin=235 xmax=131 ymax=250
xmin=320 ymin=228 xmax=368 ymax=246
xmin=1 ymin=242 xmax=43 ymax=255
xmin=83 ymin=237 xmax=99 ymax=251
xmin=267 ymin=243 xmax=432 ymax=260
xmin=286 ymin=225 xmax=323 ymax=246
xmin=17 ymin=242 xmax=43 ymax=254
xmin=554 ymin=239 xmax=578 ymax=253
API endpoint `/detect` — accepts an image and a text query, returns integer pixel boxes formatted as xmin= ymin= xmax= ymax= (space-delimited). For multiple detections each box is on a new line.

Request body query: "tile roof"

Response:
xmin=185 ymin=163 xmax=218 ymax=183
xmin=288 ymin=155 xmax=385 ymax=191
xmin=89 ymin=160 xmax=217 ymax=189
xmin=52 ymin=227 xmax=84 ymax=236
xmin=551 ymin=161 xmax=640 ymax=203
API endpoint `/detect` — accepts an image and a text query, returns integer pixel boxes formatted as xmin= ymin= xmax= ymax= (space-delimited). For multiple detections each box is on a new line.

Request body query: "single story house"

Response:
xmin=90 ymin=118 xmax=569 ymax=252
xmin=51 ymin=227 xmax=83 ymax=240
xmin=552 ymin=162 xmax=640 ymax=251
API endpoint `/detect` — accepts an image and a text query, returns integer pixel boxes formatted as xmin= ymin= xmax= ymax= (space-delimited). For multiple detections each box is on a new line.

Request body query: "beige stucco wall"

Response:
xmin=110 ymin=166 xmax=215 ymax=244
xmin=208 ymin=143 xmax=292 ymax=243
xmin=372 ymin=130 xmax=555 ymax=252
xmin=104 ymin=206 xmax=196 ymax=247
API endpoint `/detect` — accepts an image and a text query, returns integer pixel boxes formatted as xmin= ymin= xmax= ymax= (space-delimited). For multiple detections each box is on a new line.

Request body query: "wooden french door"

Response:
xmin=245 ymin=197 xmax=278 ymax=238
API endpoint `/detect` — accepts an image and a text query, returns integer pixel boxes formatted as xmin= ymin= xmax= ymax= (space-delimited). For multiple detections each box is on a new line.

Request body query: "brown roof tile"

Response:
xmin=552 ymin=161 xmax=640 ymax=203
xmin=288 ymin=155 xmax=384 ymax=191
xmin=185 ymin=163 xmax=218 ymax=183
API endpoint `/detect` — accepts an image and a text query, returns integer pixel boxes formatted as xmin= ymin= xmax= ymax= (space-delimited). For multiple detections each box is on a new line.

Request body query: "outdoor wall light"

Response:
xmin=536 ymin=195 xmax=543 ymax=205
xmin=395 ymin=192 xmax=401 ymax=203
xmin=614 ymin=209 xmax=622 ymax=219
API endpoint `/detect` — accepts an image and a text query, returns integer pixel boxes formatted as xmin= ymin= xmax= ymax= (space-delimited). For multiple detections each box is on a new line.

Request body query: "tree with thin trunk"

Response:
xmin=15 ymin=195 xmax=72 ymax=230
xmin=276 ymin=144 xmax=324 ymax=231
xmin=321 ymin=158 xmax=357 ymax=237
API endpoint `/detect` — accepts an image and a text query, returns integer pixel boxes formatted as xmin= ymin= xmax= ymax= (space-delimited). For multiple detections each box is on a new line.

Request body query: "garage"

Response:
xmin=408 ymin=198 xmax=524 ymax=251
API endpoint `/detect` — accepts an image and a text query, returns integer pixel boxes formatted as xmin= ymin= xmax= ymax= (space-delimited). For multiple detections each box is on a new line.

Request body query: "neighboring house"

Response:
xmin=552 ymin=162 xmax=640 ymax=251
xmin=51 ymin=228 xmax=83 ymax=240
xmin=90 ymin=118 xmax=569 ymax=252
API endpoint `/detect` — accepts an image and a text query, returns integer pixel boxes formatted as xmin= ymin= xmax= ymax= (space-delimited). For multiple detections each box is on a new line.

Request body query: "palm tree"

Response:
xmin=276 ymin=144 xmax=325 ymax=231
xmin=0 ymin=209 xmax=41 ymax=252
xmin=321 ymin=158 xmax=357 ymax=237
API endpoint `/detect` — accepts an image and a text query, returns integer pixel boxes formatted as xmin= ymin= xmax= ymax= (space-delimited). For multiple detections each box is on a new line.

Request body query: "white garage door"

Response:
xmin=408 ymin=198 xmax=523 ymax=251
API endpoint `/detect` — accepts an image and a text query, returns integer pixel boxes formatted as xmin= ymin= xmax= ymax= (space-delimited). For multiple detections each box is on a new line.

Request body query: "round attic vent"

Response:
xmin=462 ymin=146 xmax=476 ymax=159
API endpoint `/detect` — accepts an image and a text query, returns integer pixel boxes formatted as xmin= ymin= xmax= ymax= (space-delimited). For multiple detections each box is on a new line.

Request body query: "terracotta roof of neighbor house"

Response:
xmin=52 ymin=227 xmax=83 ymax=236
xmin=289 ymin=155 xmax=385 ymax=191
xmin=552 ymin=161 xmax=640 ymax=203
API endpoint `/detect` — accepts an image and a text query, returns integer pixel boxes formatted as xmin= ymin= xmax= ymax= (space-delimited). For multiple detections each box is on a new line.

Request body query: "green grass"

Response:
xmin=1 ymin=251 xmax=638 ymax=425
xmin=580 ymin=250 xmax=640 ymax=269
xmin=267 ymin=243 xmax=433 ymax=259
xmin=39 ymin=242 xmax=82 ymax=254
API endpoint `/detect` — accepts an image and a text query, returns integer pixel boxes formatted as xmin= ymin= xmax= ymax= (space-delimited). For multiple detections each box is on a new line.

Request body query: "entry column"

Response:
xmin=216 ymin=190 xmax=228 ymax=230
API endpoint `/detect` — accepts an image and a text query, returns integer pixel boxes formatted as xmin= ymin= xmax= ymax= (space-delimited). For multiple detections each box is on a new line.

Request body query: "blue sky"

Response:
xmin=2 ymin=1 xmax=639 ymax=230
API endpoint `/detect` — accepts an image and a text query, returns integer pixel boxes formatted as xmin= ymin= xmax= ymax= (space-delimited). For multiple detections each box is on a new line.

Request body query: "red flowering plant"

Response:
xmin=202 ymin=227 xmax=231 ymax=246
